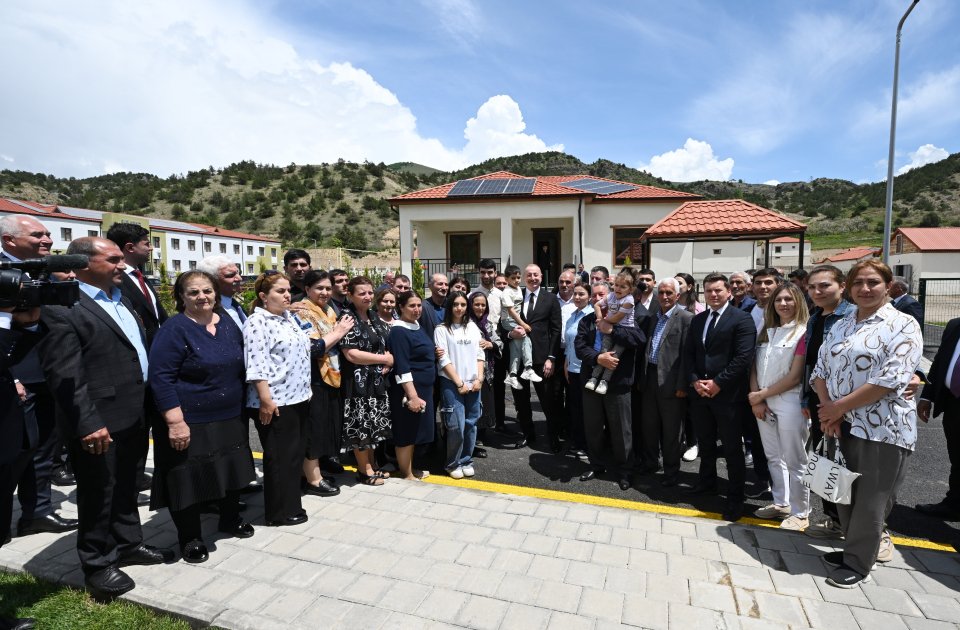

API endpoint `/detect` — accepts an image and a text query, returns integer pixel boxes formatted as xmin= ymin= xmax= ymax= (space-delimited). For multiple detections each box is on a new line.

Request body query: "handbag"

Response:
xmin=801 ymin=438 xmax=860 ymax=505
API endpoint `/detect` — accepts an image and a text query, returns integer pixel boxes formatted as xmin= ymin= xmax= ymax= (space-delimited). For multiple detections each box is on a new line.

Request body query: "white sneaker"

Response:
xmin=584 ymin=378 xmax=598 ymax=391
xmin=461 ymin=464 xmax=475 ymax=478
xmin=448 ymin=467 xmax=464 ymax=479
xmin=805 ymin=517 xmax=845 ymax=540
xmin=682 ymin=445 xmax=699 ymax=462
xmin=754 ymin=504 xmax=791 ymax=520
xmin=504 ymin=375 xmax=521 ymax=389
xmin=521 ymin=368 xmax=542 ymax=383
xmin=595 ymin=380 xmax=608 ymax=395
xmin=779 ymin=515 xmax=809 ymax=531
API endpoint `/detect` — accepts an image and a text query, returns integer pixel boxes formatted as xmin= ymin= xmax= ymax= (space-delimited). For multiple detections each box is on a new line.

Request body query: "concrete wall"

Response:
xmin=580 ymin=202 xmax=679 ymax=270
xmin=888 ymin=252 xmax=960 ymax=294
xmin=650 ymin=241 xmax=756 ymax=281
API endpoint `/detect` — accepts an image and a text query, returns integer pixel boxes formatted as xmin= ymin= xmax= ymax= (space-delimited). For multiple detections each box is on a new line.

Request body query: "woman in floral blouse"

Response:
xmin=812 ymin=260 xmax=923 ymax=588
xmin=338 ymin=276 xmax=394 ymax=485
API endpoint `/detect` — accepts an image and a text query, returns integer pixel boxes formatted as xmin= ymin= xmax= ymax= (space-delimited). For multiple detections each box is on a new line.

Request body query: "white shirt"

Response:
xmin=243 ymin=307 xmax=312 ymax=407
xmin=221 ymin=295 xmax=245 ymax=328
xmin=434 ymin=321 xmax=484 ymax=383
xmin=560 ymin=302 xmax=579 ymax=348
xmin=557 ymin=292 xmax=574 ymax=308
xmin=702 ymin=301 xmax=731 ymax=344
xmin=751 ymin=302 xmax=765 ymax=333
xmin=500 ymin=285 xmax=523 ymax=326
xmin=522 ymin=287 xmax=541 ymax=316
xmin=123 ymin=266 xmax=159 ymax=320
xmin=640 ymin=293 xmax=654 ymax=311
xmin=487 ymin=287 xmax=503 ymax=325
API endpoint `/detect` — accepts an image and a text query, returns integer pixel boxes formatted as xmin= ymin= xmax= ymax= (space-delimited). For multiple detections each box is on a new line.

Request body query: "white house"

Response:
xmin=816 ymin=246 xmax=880 ymax=274
xmin=759 ymin=236 xmax=812 ymax=272
xmin=391 ymin=172 xmax=807 ymax=284
xmin=888 ymin=227 xmax=960 ymax=294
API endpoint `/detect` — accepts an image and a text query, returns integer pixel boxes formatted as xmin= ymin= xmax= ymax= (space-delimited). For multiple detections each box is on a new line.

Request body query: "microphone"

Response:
xmin=0 ymin=255 xmax=89 ymax=272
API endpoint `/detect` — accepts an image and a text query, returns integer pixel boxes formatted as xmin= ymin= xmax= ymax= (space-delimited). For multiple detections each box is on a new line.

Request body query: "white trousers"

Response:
xmin=756 ymin=392 xmax=811 ymax=517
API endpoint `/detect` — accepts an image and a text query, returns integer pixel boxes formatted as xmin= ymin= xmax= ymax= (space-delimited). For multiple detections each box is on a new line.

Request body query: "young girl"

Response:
xmin=585 ymin=271 xmax=636 ymax=395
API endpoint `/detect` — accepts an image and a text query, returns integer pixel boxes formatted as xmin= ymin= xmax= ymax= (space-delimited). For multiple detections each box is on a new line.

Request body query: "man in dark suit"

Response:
xmin=106 ymin=223 xmax=166 ymax=346
xmin=890 ymin=277 xmax=924 ymax=328
xmin=639 ymin=278 xmax=693 ymax=487
xmin=916 ymin=317 xmax=960 ymax=519
xmin=39 ymin=237 xmax=173 ymax=599
xmin=0 ymin=214 xmax=79 ymax=538
xmin=682 ymin=273 xmax=757 ymax=522
xmin=509 ymin=264 xmax=563 ymax=451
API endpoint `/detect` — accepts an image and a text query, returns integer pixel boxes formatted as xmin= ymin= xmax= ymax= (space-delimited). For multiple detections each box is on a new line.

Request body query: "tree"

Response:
xmin=919 ymin=211 xmax=941 ymax=227
xmin=412 ymin=258 xmax=425 ymax=296
xmin=334 ymin=225 xmax=367 ymax=250
xmin=278 ymin=217 xmax=300 ymax=241
xmin=171 ymin=204 xmax=188 ymax=220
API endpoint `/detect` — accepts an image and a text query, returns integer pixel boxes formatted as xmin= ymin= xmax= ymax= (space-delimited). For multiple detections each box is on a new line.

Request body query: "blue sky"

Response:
xmin=2 ymin=0 xmax=957 ymax=184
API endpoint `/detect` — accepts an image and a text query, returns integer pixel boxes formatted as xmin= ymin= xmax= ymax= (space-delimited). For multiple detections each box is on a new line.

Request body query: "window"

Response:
xmin=270 ymin=248 xmax=277 ymax=258
xmin=247 ymin=263 xmax=254 ymax=273
xmin=446 ymin=232 xmax=481 ymax=267
xmin=258 ymin=246 xmax=265 ymax=256
xmin=774 ymin=246 xmax=782 ymax=254
xmin=247 ymin=246 xmax=253 ymax=255
xmin=219 ymin=243 xmax=227 ymax=254
xmin=713 ymin=249 xmax=722 ymax=255
xmin=234 ymin=244 xmax=240 ymax=255
xmin=172 ymin=239 xmax=180 ymax=250
xmin=173 ymin=259 xmax=181 ymax=271
xmin=60 ymin=227 xmax=72 ymax=241
xmin=189 ymin=261 xmax=197 ymax=270
xmin=612 ymin=226 xmax=647 ymax=266
xmin=88 ymin=230 xmax=98 ymax=237
xmin=895 ymin=234 xmax=903 ymax=254
xmin=153 ymin=237 xmax=160 ymax=248
xmin=188 ymin=240 xmax=196 ymax=252
xmin=204 ymin=242 xmax=212 ymax=253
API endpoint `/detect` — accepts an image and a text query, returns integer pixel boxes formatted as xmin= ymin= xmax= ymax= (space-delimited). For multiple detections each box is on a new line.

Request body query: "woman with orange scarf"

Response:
xmin=291 ymin=270 xmax=354 ymax=496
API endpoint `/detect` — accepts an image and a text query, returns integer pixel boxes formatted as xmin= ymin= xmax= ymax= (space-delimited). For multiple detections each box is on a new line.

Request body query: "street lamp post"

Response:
xmin=882 ymin=0 xmax=920 ymax=265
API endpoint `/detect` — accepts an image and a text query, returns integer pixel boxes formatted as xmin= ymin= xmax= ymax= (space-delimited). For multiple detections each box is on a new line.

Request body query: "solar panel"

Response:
xmin=447 ymin=178 xmax=536 ymax=197
xmin=561 ymin=178 xmax=638 ymax=195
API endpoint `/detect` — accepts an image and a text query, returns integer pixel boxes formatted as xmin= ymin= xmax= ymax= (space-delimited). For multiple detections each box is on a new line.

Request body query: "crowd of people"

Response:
xmin=0 ymin=208 xmax=953 ymax=625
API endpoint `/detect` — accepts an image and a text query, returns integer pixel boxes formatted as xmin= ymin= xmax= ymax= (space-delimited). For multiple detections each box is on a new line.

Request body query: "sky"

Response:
xmin=1 ymin=0 xmax=957 ymax=185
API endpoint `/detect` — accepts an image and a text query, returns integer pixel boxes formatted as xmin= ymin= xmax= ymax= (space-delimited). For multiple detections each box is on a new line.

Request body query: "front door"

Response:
xmin=532 ymin=228 xmax=561 ymax=288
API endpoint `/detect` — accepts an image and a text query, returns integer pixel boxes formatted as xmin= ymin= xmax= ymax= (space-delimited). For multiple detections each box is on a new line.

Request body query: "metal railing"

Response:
xmin=417 ymin=258 xmax=501 ymax=291
xmin=918 ymin=278 xmax=960 ymax=349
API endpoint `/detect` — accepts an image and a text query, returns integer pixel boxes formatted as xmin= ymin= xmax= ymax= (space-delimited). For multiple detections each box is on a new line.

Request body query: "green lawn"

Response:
xmin=807 ymin=232 xmax=882 ymax=251
xmin=0 ymin=571 xmax=196 ymax=630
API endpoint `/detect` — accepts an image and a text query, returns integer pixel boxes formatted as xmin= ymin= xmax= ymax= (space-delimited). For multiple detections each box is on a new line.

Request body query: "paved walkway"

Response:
xmin=3 ymin=465 xmax=960 ymax=630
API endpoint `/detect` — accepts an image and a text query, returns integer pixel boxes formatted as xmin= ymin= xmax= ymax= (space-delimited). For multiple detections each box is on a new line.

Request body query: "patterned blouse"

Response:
xmin=811 ymin=302 xmax=923 ymax=450
xmin=243 ymin=307 xmax=312 ymax=408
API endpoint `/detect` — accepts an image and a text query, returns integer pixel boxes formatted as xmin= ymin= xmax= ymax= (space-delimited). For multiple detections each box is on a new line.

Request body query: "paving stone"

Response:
xmin=420 ymin=561 xmax=470 ymax=587
xmin=534 ymin=580 xmax=583 ymax=613
xmin=591 ymin=542 xmax=630 ymax=568
xmin=339 ymin=573 xmax=396 ymax=606
xmin=595 ymin=509 xmax=631 ymax=528
xmin=814 ymin=576 xmax=872 ymax=608
xmin=495 ymin=573 xmax=544 ymax=604
xmin=779 ymin=550 xmax=829 ymax=577
xmin=644 ymin=531 xmax=683 ymax=555
xmin=456 ymin=524 xmax=495 ymax=545
xmin=456 ymin=594 xmax=509 ymax=630
xmin=163 ymin=564 xmax=218 ymax=595
xmin=259 ymin=588 xmax=317 ymax=622
xmin=910 ymin=571 xmax=960 ymax=597
xmin=627 ymin=548 xmax=667 ymax=574
xmin=193 ymin=572 xmax=249 ymax=604
xmin=734 ymin=587 xmax=759 ymax=618
xmin=456 ymin=567 xmax=507 ymax=597
xmin=226 ymin=581 xmax=284 ymax=613
xmin=912 ymin=551 xmax=960 ymax=577
xmin=903 ymin=617 xmax=960 ymax=630
xmin=520 ymin=533 xmax=561 ymax=556
xmin=689 ymin=580 xmax=737 ymax=613
xmin=603 ymin=566 xmax=646 ymax=595
xmin=545 ymin=610 xmax=594 ymax=630
xmin=609 ymin=527 xmax=647 ymax=550
xmin=501 ymin=602 xmax=551 ymax=629
xmin=544 ymin=519 xmax=581 ymax=539
xmin=505 ymin=500 xmax=540 ymax=516
xmin=482 ymin=512 xmax=518 ymax=529
xmin=556 ymin=539 xmax=596 ymax=562
xmin=457 ymin=542 xmax=498 ymax=568
xmin=535 ymin=502 xmax=570 ymax=520
xmin=526 ymin=555 xmax=570 ymax=582
xmin=384 ymin=555 xmax=434 ymax=581
xmin=667 ymin=602 xmax=725 ymax=628
xmin=312 ymin=566 xmax=362 ymax=597
xmin=490 ymin=548 xmax=535 ymax=574
xmin=378 ymin=580 xmax=433 ymax=614
xmin=565 ymin=560 xmax=608 ymax=589
xmin=565 ymin=506 xmax=600 ymax=524
xmin=660 ymin=518 xmax=698 ymax=538
xmin=577 ymin=523 xmax=614 ymax=543
xmin=682 ymin=537 xmax=723 ymax=561
xmin=718 ymin=541 xmax=763 ymax=567
xmin=578 ymin=587 xmax=624 ymax=623
xmin=871 ymin=566 xmax=923 ymax=591
xmin=508 ymin=514 xmax=547 ymax=533
xmin=424 ymin=538 xmax=467 ymax=562
xmin=644 ymin=574 xmax=689 ymax=604
xmin=720 ymin=612 xmax=791 ymax=630
xmin=213 ymin=608 xmax=298 ymax=630
xmin=415 ymin=587 xmax=469 ymax=624
xmin=667 ymin=555 xmax=709 ymax=581
xmin=799 ymin=597 xmax=859 ymax=628
xmin=861 ymin=584 xmax=925 ymax=616
xmin=486 ymin=530 xmax=527 ymax=550
xmin=728 ymin=564 xmax=775 ymax=592
xmin=753 ymin=590 xmax=810 ymax=626
xmin=908 ymin=591 xmax=960 ymax=623
xmin=622 ymin=597 xmax=668 ymax=629
xmin=768 ymin=569 xmax=822 ymax=599
xmin=851 ymin=606 xmax=910 ymax=630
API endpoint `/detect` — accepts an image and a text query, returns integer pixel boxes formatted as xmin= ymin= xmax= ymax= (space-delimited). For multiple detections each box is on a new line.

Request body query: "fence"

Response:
xmin=918 ymin=278 xmax=960 ymax=349
xmin=418 ymin=258 xmax=501 ymax=292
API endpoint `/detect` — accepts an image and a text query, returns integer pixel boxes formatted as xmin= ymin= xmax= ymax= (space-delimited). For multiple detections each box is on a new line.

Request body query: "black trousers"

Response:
xmin=1 ymin=450 xmax=31 ymax=547
xmin=512 ymin=365 xmax=558 ymax=442
xmin=16 ymin=383 xmax=58 ymax=521
xmin=170 ymin=491 xmax=241 ymax=546
xmin=71 ymin=421 xmax=147 ymax=575
xmin=805 ymin=392 xmax=839 ymax=520
xmin=640 ymin=365 xmax=687 ymax=476
xmin=940 ymin=394 xmax=960 ymax=507
xmin=493 ymin=348 xmax=507 ymax=427
xmin=565 ymin=374 xmax=586 ymax=451
xmin=254 ymin=401 xmax=307 ymax=523
xmin=691 ymin=398 xmax=746 ymax=502
xmin=582 ymin=387 xmax=634 ymax=477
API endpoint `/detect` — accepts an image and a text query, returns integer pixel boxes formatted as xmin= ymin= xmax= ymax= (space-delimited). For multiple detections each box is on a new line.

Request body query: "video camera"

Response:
xmin=0 ymin=255 xmax=89 ymax=308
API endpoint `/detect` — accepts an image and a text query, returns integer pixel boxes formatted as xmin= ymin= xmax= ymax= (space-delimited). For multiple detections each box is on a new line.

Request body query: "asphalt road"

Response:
xmin=249 ymin=389 xmax=959 ymax=551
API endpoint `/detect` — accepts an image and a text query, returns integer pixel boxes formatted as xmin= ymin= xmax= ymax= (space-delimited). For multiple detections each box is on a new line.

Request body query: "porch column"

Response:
xmin=399 ymin=215 xmax=414 ymax=277
xmin=570 ymin=208 xmax=582 ymax=269
xmin=500 ymin=217 xmax=513 ymax=270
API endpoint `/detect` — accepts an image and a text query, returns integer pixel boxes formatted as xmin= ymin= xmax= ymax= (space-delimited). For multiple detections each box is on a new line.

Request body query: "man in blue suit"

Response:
xmin=890 ymin=277 xmax=924 ymax=328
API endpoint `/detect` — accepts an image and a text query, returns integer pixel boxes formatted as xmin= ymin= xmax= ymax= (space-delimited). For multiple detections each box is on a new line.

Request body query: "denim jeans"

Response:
xmin=440 ymin=378 xmax=481 ymax=471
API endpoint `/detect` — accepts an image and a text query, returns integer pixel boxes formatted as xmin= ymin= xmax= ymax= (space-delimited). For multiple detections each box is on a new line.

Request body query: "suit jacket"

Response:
xmin=521 ymin=286 xmax=562 ymax=366
xmin=118 ymin=270 xmax=167 ymax=347
xmin=642 ymin=306 xmax=694 ymax=397
xmin=894 ymin=294 xmax=924 ymax=328
xmin=0 ymin=327 xmax=38 ymax=465
xmin=920 ymin=317 xmax=960 ymax=417
xmin=733 ymin=295 xmax=757 ymax=312
xmin=38 ymin=292 xmax=148 ymax=440
xmin=573 ymin=313 xmax=645 ymax=394
xmin=0 ymin=251 xmax=45 ymax=384
xmin=683 ymin=305 xmax=756 ymax=402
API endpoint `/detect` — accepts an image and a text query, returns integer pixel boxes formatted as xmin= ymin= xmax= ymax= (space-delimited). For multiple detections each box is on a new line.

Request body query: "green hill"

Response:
xmin=386 ymin=162 xmax=443 ymax=176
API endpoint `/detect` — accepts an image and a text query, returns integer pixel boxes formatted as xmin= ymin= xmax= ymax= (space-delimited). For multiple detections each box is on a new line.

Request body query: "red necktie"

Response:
xmin=133 ymin=270 xmax=154 ymax=309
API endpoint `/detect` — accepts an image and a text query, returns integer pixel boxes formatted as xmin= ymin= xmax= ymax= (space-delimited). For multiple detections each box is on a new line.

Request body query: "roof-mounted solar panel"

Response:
xmin=448 ymin=180 xmax=484 ymax=196
xmin=447 ymin=178 xmax=536 ymax=197
xmin=561 ymin=178 xmax=638 ymax=195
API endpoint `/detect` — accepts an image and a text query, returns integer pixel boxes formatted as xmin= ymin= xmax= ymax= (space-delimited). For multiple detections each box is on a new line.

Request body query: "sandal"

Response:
xmin=357 ymin=472 xmax=385 ymax=486
xmin=413 ymin=470 xmax=430 ymax=480
xmin=372 ymin=470 xmax=391 ymax=479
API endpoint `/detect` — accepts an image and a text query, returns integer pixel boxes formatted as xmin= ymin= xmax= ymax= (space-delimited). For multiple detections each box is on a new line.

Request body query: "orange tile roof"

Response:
xmin=770 ymin=236 xmax=800 ymax=243
xmin=390 ymin=172 xmax=699 ymax=202
xmin=895 ymin=227 xmax=960 ymax=251
xmin=642 ymin=200 xmax=806 ymax=239
xmin=823 ymin=247 xmax=880 ymax=262
xmin=188 ymin=222 xmax=280 ymax=242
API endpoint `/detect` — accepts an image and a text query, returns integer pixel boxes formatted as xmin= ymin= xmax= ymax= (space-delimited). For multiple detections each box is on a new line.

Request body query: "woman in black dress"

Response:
xmin=387 ymin=291 xmax=435 ymax=480
xmin=338 ymin=276 xmax=393 ymax=485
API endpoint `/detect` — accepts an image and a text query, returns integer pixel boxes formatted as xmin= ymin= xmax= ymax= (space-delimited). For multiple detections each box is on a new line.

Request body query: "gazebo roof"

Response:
xmin=641 ymin=199 xmax=806 ymax=241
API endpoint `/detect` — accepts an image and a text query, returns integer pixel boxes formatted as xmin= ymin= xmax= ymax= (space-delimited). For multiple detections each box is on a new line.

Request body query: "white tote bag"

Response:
xmin=801 ymin=438 xmax=860 ymax=505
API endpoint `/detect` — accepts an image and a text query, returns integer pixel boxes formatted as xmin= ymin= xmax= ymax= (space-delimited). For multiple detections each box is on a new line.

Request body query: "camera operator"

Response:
xmin=0 ymin=215 xmax=78 ymax=538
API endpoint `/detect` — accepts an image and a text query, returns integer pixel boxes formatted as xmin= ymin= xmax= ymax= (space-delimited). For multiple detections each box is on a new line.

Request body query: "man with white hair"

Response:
xmin=197 ymin=255 xmax=246 ymax=327
xmin=890 ymin=276 xmax=923 ymax=327
xmin=729 ymin=272 xmax=756 ymax=311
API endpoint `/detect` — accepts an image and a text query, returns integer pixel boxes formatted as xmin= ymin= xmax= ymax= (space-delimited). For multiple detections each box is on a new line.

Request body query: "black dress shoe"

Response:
xmin=513 ymin=438 xmax=528 ymax=449
xmin=267 ymin=513 xmax=308 ymax=527
xmin=660 ymin=475 xmax=679 ymax=488
xmin=51 ymin=468 xmax=76 ymax=487
xmin=472 ymin=447 xmax=488 ymax=459
xmin=0 ymin=616 xmax=35 ymax=630
xmin=618 ymin=478 xmax=632 ymax=491
xmin=85 ymin=566 xmax=135 ymax=599
xmin=637 ymin=463 xmax=660 ymax=475
xmin=722 ymin=502 xmax=744 ymax=522
xmin=17 ymin=513 xmax=79 ymax=536
xmin=580 ymin=468 xmax=605 ymax=482
xmin=118 ymin=543 xmax=175 ymax=566
xmin=136 ymin=472 xmax=153 ymax=492
xmin=915 ymin=501 xmax=960 ymax=520
xmin=319 ymin=457 xmax=345 ymax=475
xmin=492 ymin=425 xmax=520 ymax=437
xmin=201 ymin=500 xmax=247 ymax=515
xmin=550 ymin=438 xmax=563 ymax=454
xmin=240 ymin=480 xmax=263 ymax=494
xmin=218 ymin=520 xmax=255 ymax=539
xmin=302 ymin=479 xmax=340 ymax=497
xmin=181 ymin=540 xmax=209 ymax=564
xmin=683 ymin=482 xmax=719 ymax=496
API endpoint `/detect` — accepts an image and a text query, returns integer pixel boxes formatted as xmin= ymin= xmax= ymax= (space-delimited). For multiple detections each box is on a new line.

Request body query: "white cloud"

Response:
xmin=638 ymin=139 xmax=734 ymax=182
xmin=763 ymin=180 xmax=781 ymax=186
xmin=856 ymin=66 xmax=960 ymax=136
xmin=896 ymin=144 xmax=949 ymax=175
xmin=0 ymin=155 xmax=13 ymax=163
xmin=420 ymin=0 xmax=483 ymax=48
xmin=0 ymin=0 xmax=559 ymax=177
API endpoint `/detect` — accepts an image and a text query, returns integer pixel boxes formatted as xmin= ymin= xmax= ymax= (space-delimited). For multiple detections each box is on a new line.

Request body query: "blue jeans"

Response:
xmin=440 ymin=379 xmax=481 ymax=471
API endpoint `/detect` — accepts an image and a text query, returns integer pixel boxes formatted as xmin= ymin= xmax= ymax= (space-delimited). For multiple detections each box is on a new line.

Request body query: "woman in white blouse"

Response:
xmin=812 ymin=260 xmax=923 ymax=589
xmin=434 ymin=291 xmax=485 ymax=479
xmin=244 ymin=272 xmax=312 ymax=528
xmin=748 ymin=283 xmax=810 ymax=530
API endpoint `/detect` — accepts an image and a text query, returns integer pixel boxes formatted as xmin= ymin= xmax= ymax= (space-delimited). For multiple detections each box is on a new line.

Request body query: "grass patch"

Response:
xmin=0 ymin=571 xmax=194 ymax=629
xmin=808 ymin=232 xmax=882 ymax=251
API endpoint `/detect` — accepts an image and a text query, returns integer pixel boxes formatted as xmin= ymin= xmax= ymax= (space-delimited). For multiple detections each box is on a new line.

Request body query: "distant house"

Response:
xmin=888 ymin=227 xmax=960 ymax=292
xmin=0 ymin=198 xmax=281 ymax=277
xmin=390 ymin=171 xmax=806 ymax=283
xmin=758 ymin=236 xmax=812 ymax=271
xmin=817 ymin=246 xmax=881 ymax=273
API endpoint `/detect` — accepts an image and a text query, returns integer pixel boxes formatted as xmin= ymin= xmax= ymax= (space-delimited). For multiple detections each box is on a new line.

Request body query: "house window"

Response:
xmin=204 ymin=242 xmax=212 ymax=253
xmin=271 ymin=248 xmax=277 ymax=258
xmin=219 ymin=243 xmax=227 ymax=254
xmin=172 ymin=239 xmax=180 ymax=250
xmin=88 ymin=230 xmax=98 ymax=237
xmin=189 ymin=261 xmax=197 ymax=270
xmin=188 ymin=240 xmax=196 ymax=252
xmin=612 ymin=226 xmax=647 ymax=266
xmin=446 ymin=232 xmax=481 ymax=267
xmin=259 ymin=246 xmax=265 ymax=256
xmin=895 ymin=234 xmax=903 ymax=254
xmin=153 ymin=237 xmax=160 ymax=248
xmin=774 ymin=246 xmax=782 ymax=254
xmin=234 ymin=244 xmax=240 ymax=255
xmin=247 ymin=263 xmax=254 ymax=274
xmin=173 ymin=259 xmax=181 ymax=271
xmin=60 ymin=227 xmax=72 ymax=241
xmin=247 ymin=246 xmax=253 ymax=255
xmin=713 ymin=249 xmax=722 ymax=255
